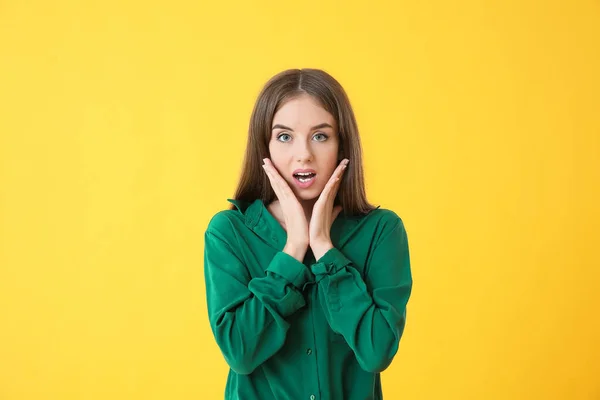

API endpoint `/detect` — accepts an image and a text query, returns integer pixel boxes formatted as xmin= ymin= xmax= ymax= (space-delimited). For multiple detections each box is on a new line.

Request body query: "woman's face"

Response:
xmin=268 ymin=94 xmax=340 ymax=202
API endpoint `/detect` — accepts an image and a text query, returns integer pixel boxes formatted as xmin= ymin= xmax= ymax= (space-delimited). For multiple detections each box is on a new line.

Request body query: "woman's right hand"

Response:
xmin=262 ymin=158 xmax=309 ymax=262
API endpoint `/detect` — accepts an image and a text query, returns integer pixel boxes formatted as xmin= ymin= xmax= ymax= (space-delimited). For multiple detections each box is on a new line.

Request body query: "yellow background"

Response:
xmin=1 ymin=0 xmax=598 ymax=399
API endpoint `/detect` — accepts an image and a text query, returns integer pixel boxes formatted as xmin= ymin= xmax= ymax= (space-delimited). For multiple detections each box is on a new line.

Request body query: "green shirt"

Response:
xmin=203 ymin=198 xmax=413 ymax=400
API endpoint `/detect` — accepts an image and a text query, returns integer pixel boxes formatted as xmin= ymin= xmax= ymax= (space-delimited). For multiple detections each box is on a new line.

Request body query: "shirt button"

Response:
xmin=306 ymin=348 xmax=312 ymax=355
xmin=310 ymin=396 xmax=315 ymax=400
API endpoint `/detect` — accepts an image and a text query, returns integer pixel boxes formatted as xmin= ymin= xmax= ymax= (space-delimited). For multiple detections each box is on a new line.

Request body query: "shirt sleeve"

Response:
xmin=310 ymin=215 xmax=413 ymax=373
xmin=204 ymin=227 xmax=312 ymax=375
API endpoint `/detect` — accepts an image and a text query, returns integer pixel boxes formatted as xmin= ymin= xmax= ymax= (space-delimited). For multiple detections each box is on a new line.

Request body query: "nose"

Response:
xmin=294 ymin=140 xmax=313 ymax=163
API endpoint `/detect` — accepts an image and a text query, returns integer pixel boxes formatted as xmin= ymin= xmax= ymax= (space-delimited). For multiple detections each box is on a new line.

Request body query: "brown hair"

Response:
xmin=230 ymin=68 xmax=377 ymax=216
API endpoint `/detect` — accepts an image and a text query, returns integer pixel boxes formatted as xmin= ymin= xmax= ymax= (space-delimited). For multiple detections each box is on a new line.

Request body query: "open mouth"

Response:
xmin=293 ymin=172 xmax=317 ymax=183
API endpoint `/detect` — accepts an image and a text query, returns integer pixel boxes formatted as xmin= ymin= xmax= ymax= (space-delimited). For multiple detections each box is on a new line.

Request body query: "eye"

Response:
xmin=276 ymin=133 xmax=292 ymax=142
xmin=313 ymin=132 xmax=328 ymax=142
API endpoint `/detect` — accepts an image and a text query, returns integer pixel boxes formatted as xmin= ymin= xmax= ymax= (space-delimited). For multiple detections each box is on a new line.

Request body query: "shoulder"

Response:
xmin=359 ymin=207 xmax=408 ymax=245
xmin=363 ymin=207 xmax=405 ymax=231
xmin=205 ymin=209 xmax=246 ymax=239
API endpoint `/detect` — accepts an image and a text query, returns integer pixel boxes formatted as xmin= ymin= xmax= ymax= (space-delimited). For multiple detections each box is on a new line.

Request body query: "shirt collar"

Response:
xmin=226 ymin=198 xmax=378 ymax=251
xmin=227 ymin=198 xmax=285 ymax=249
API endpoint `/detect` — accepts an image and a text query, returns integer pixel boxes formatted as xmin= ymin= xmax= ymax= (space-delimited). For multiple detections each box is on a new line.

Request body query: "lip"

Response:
xmin=292 ymin=168 xmax=317 ymax=175
xmin=291 ymin=168 xmax=317 ymax=189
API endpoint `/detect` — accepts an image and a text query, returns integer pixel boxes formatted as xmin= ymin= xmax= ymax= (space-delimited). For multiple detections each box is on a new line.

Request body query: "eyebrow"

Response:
xmin=271 ymin=123 xmax=334 ymax=131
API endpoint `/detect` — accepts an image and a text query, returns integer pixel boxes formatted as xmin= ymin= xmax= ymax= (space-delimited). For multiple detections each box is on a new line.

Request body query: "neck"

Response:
xmin=299 ymin=198 xmax=318 ymax=221
xmin=268 ymin=198 xmax=318 ymax=231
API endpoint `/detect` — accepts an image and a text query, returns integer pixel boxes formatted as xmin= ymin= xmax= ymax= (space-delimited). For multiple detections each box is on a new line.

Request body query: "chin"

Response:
xmin=286 ymin=177 xmax=326 ymax=201
xmin=296 ymin=192 xmax=319 ymax=201
xmin=288 ymin=184 xmax=317 ymax=199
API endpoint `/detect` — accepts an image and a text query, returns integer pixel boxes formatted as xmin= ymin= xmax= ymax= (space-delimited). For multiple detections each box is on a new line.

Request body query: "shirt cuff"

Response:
xmin=266 ymin=251 xmax=313 ymax=289
xmin=311 ymin=247 xmax=353 ymax=276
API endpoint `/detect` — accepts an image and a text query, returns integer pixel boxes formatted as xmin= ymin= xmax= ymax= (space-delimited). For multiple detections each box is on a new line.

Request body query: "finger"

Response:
xmin=262 ymin=162 xmax=283 ymax=198
xmin=333 ymin=205 xmax=343 ymax=220
xmin=322 ymin=159 xmax=348 ymax=199
xmin=329 ymin=176 xmax=343 ymax=204
xmin=333 ymin=159 xmax=349 ymax=183
xmin=319 ymin=174 xmax=339 ymax=202
xmin=263 ymin=158 xmax=284 ymax=187
xmin=266 ymin=160 xmax=295 ymax=199
xmin=263 ymin=164 xmax=286 ymax=200
xmin=263 ymin=158 xmax=295 ymax=199
xmin=327 ymin=164 xmax=348 ymax=204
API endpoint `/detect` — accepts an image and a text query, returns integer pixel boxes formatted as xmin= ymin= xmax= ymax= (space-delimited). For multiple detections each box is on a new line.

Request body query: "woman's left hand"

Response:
xmin=309 ymin=158 xmax=349 ymax=260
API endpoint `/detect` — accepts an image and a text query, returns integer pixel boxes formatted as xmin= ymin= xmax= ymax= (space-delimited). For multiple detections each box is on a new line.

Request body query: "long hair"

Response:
xmin=230 ymin=68 xmax=377 ymax=216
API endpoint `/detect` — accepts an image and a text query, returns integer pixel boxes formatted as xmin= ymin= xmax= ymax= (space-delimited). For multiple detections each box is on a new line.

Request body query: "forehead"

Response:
xmin=272 ymin=95 xmax=335 ymax=127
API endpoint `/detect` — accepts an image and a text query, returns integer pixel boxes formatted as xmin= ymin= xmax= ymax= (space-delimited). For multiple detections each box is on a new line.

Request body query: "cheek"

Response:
xmin=315 ymin=166 xmax=336 ymax=188
xmin=268 ymin=145 xmax=286 ymax=169
xmin=268 ymin=156 xmax=291 ymax=181
xmin=325 ymin=158 xmax=340 ymax=177
xmin=316 ymin=146 xmax=339 ymax=169
xmin=271 ymin=161 xmax=286 ymax=178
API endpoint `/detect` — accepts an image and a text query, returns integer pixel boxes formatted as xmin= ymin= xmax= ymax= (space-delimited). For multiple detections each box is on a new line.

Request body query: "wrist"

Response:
xmin=283 ymin=242 xmax=308 ymax=263
xmin=311 ymin=241 xmax=333 ymax=261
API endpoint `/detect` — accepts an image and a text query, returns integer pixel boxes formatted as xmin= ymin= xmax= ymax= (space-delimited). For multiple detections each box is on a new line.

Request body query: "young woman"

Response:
xmin=204 ymin=68 xmax=413 ymax=400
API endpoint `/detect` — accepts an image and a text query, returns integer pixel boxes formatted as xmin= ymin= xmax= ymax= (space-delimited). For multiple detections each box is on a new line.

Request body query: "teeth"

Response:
xmin=298 ymin=176 xmax=314 ymax=182
xmin=296 ymin=172 xmax=313 ymax=176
